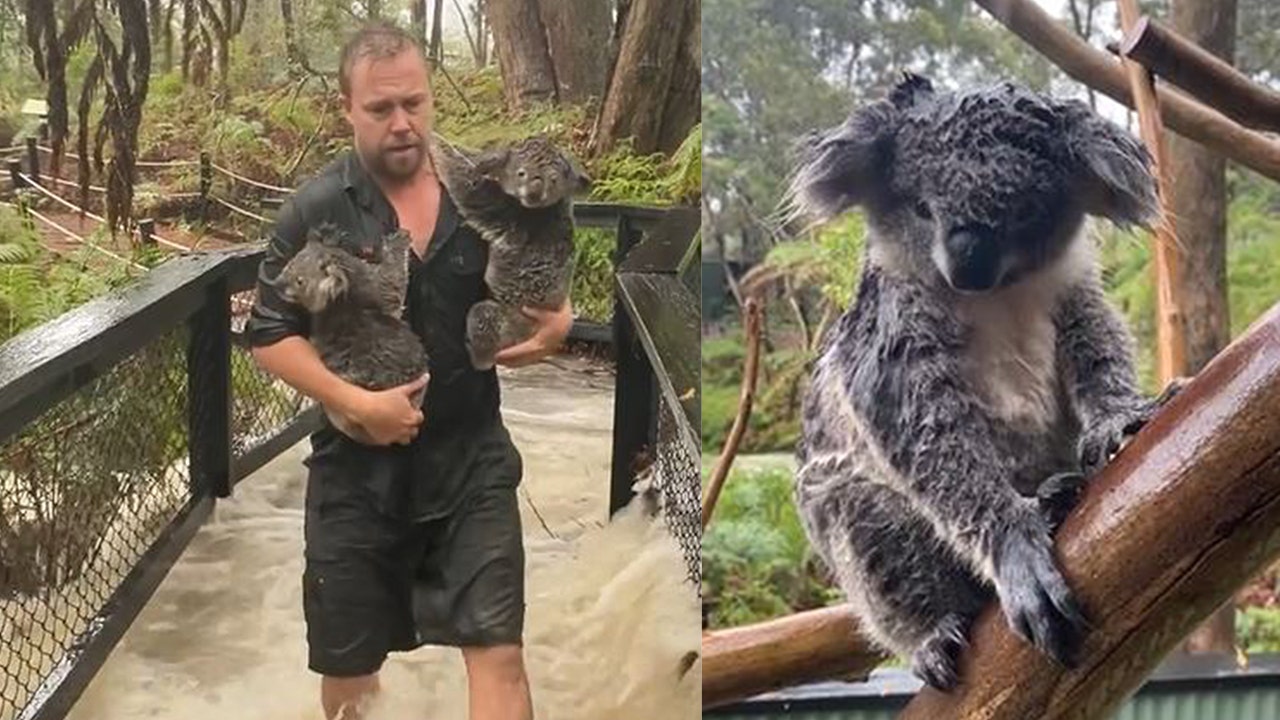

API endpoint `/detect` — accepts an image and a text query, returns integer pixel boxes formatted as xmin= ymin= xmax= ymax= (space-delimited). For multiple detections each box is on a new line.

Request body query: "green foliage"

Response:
xmin=570 ymin=228 xmax=615 ymax=323
xmin=703 ymin=466 xmax=840 ymax=628
xmin=1238 ymin=606 xmax=1280 ymax=654
xmin=588 ymin=139 xmax=669 ymax=205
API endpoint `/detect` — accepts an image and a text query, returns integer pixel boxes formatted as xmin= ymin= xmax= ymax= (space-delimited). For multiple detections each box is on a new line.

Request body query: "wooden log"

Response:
xmin=896 ymin=301 xmax=1280 ymax=719
xmin=973 ymin=0 xmax=1280 ymax=183
xmin=1121 ymin=16 xmax=1280 ymax=134
xmin=702 ymin=605 xmax=887 ymax=709
xmin=1115 ymin=0 xmax=1186 ymax=386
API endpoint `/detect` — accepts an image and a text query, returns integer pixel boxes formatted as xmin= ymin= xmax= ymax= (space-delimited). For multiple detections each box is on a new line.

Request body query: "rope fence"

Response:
xmin=0 ymin=200 xmax=149 ymax=271
xmin=15 ymin=172 xmax=189 ymax=253
xmin=210 ymin=194 xmax=271 ymax=224
xmin=210 ymin=161 xmax=295 ymax=194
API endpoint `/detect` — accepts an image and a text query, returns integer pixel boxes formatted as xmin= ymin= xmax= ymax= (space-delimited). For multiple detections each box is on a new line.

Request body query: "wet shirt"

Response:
xmin=246 ymin=149 xmax=502 ymax=520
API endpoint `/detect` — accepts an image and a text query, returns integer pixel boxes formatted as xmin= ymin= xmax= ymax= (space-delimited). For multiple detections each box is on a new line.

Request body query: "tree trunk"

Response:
xmin=537 ymin=0 xmax=610 ymax=103
xmin=411 ymin=0 xmax=426 ymax=46
xmin=429 ymin=0 xmax=443 ymax=64
xmin=657 ymin=0 xmax=699 ymax=152
xmin=280 ymin=0 xmax=304 ymax=77
xmin=1168 ymin=0 xmax=1237 ymax=656
xmin=163 ymin=0 xmax=177 ymax=73
xmin=486 ymin=0 xmax=556 ymax=109
xmin=181 ymin=0 xmax=195 ymax=80
xmin=591 ymin=0 xmax=697 ymax=156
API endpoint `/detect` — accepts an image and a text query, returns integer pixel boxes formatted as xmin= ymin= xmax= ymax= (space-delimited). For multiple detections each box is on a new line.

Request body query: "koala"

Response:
xmin=274 ymin=225 xmax=427 ymax=444
xmin=788 ymin=73 xmax=1176 ymax=690
xmin=430 ymin=133 xmax=590 ymax=370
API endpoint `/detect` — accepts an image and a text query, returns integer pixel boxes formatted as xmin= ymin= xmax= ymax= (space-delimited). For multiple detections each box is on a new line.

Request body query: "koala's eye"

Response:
xmin=913 ymin=201 xmax=933 ymax=220
xmin=516 ymin=168 xmax=527 ymax=179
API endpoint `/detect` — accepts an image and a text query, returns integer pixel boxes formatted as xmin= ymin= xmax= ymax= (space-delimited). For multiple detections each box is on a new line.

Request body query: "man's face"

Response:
xmin=343 ymin=49 xmax=434 ymax=184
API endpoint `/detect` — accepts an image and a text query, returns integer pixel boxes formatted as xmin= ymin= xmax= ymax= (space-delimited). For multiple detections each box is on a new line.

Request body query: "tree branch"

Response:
xmin=1121 ymin=16 xmax=1280 ymax=133
xmin=897 ymin=301 xmax=1280 ymax=719
xmin=703 ymin=605 xmax=887 ymax=708
xmin=701 ymin=297 xmax=763 ymax=529
xmin=974 ymin=0 xmax=1280 ymax=182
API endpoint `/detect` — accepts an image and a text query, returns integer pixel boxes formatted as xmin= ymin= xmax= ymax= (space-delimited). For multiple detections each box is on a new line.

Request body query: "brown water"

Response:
xmin=62 ymin=363 xmax=700 ymax=719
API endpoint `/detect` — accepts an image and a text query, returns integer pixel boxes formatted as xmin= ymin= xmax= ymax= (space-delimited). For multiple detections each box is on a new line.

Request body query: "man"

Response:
xmin=247 ymin=21 xmax=571 ymax=720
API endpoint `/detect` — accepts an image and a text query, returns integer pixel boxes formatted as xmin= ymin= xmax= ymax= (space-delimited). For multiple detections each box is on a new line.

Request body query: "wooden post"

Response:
xmin=1117 ymin=0 xmax=1186 ymax=386
xmin=9 ymin=159 xmax=24 ymax=189
xmin=138 ymin=218 xmax=156 ymax=248
xmin=199 ymin=150 xmax=212 ymax=222
xmin=25 ymin=137 xmax=39 ymax=186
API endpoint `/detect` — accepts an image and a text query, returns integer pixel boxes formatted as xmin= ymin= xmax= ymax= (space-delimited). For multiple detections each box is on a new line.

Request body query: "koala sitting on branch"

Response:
xmin=273 ymin=225 xmax=428 ymax=444
xmin=789 ymin=73 xmax=1178 ymax=691
xmin=430 ymin=134 xmax=590 ymax=370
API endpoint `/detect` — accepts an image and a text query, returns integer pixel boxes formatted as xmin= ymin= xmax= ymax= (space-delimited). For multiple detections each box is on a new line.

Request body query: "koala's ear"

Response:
xmin=568 ymin=157 xmax=592 ymax=193
xmin=477 ymin=146 xmax=512 ymax=182
xmin=1064 ymin=103 xmax=1159 ymax=228
xmin=317 ymin=260 xmax=348 ymax=302
xmin=786 ymin=101 xmax=895 ymax=222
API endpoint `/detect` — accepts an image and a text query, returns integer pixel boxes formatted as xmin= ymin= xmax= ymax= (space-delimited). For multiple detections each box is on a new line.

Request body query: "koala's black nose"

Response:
xmin=944 ymin=228 xmax=1001 ymax=291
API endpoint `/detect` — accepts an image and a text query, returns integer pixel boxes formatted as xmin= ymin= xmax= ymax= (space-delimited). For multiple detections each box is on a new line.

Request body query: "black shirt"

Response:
xmin=246 ymin=149 xmax=502 ymax=519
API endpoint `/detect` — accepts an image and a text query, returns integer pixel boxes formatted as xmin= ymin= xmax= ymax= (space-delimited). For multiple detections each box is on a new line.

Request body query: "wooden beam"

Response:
xmin=1121 ymin=16 xmax=1280 ymax=134
xmin=973 ymin=0 xmax=1280 ymax=183
xmin=895 ymin=301 xmax=1280 ymax=719
xmin=1115 ymin=0 xmax=1186 ymax=384
xmin=702 ymin=605 xmax=888 ymax=709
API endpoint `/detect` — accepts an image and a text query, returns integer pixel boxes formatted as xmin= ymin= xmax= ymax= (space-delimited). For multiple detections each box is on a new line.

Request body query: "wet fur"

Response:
xmin=430 ymin=134 xmax=589 ymax=370
xmin=790 ymin=74 xmax=1165 ymax=689
xmin=277 ymin=226 xmax=427 ymax=442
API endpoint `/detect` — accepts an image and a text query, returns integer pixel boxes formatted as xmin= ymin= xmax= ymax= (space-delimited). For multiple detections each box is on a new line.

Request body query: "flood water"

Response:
xmin=63 ymin=362 xmax=701 ymax=719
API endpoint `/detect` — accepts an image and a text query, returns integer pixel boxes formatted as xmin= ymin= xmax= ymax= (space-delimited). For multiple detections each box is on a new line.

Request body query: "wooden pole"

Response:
xmin=25 ymin=138 xmax=39 ymax=187
xmin=1116 ymin=0 xmax=1186 ymax=385
xmin=1121 ymin=16 xmax=1280 ymax=134
xmin=894 ymin=301 xmax=1280 ymax=719
xmin=701 ymin=297 xmax=763 ymax=528
xmin=703 ymin=605 xmax=887 ymax=709
xmin=972 ymin=0 xmax=1280 ymax=183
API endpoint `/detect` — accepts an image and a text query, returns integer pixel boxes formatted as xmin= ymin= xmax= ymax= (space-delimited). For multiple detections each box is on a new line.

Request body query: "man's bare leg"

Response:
xmin=462 ymin=645 xmax=533 ymax=720
xmin=321 ymin=673 xmax=380 ymax=720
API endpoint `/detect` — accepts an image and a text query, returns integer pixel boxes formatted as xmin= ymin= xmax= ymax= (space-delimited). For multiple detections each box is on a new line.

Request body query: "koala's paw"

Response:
xmin=993 ymin=525 xmax=1088 ymax=667
xmin=1036 ymin=471 xmax=1087 ymax=534
xmin=1080 ymin=378 xmax=1186 ymax=476
xmin=911 ymin=614 xmax=970 ymax=691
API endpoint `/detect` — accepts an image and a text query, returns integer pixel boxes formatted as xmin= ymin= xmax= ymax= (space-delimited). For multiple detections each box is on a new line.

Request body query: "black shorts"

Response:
xmin=300 ymin=422 xmax=525 ymax=677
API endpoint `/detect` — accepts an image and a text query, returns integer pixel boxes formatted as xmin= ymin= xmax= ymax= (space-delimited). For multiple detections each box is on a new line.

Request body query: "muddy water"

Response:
xmin=65 ymin=362 xmax=700 ymax=719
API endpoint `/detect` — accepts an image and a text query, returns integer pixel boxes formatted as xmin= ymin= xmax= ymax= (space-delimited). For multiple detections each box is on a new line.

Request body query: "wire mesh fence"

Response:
xmin=0 ymin=330 xmax=190 ymax=720
xmin=655 ymin=393 xmax=702 ymax=588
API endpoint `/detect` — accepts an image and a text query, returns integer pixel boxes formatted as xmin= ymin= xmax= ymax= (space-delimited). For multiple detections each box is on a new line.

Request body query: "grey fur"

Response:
xmin=789 ymin=74 xmax=1166 ymax=690
xmin=430 ymin=134 xmax=590 ymax=370
xmin=275 ymin=225 xmax=427 ymax=443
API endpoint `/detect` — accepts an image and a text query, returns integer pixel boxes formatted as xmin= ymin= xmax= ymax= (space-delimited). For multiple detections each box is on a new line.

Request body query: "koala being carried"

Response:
xmin=789 ymin=73 xmax=1174 ymax=690
xmin=430 ymin=134 xmax=589 ymax=370
xmin=274 ymin=225 xmax=428 ymax=444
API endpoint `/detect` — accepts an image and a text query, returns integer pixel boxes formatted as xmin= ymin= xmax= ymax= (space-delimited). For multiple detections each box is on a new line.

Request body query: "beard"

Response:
xmin=360 ymin=137 xmax=425 ymax=184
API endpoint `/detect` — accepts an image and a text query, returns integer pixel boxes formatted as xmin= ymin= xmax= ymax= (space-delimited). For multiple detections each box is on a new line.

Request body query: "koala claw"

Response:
xmin=1079 ymin=402 xmax=1152 ymax=477
xmin=1036 ymin=471 xmax=1087 ymax=534
xmin=994 ymin=527 xmax=1088 ymax=668
xmin=911 ymin=614 xmax=971 ymax=691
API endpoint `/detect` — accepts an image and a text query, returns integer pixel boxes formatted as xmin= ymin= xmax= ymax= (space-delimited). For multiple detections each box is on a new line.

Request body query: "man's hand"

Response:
xmin=494 ymin=298 xmax=574 ymax=368
xmin=334 ymin=374 xmax=429 ymax=445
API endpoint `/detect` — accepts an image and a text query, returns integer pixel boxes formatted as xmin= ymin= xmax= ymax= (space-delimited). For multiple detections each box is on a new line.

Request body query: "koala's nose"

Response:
xmin=944 ymin=228 xmax=1001 ymax=291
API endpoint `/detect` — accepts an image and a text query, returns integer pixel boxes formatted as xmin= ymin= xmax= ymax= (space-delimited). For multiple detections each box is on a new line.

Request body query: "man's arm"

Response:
xmin=493 ymin=296 xmax=574 ymax=368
